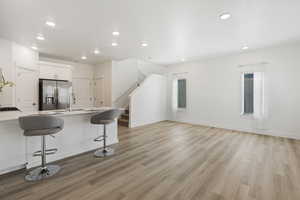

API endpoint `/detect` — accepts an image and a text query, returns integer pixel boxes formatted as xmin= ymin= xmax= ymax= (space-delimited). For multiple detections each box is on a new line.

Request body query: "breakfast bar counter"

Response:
xmin=0 ymin=107 xmax=119 ymax=174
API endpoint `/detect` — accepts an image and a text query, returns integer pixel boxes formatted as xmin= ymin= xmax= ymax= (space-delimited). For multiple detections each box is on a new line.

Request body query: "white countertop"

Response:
xmin=0 ymin=107 xmax=114 ymax=122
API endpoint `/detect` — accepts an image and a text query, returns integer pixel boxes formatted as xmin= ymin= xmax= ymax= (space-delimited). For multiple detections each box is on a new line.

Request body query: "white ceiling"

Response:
xmin=0 ymin=0 xmax=300 ymax=65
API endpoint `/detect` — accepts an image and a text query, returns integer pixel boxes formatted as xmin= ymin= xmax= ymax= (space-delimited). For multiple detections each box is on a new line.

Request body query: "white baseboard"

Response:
xmin=170 ymin=119 xmax=300 ymax=140
xmin=0 ymin=164 xmax=26 ymax=175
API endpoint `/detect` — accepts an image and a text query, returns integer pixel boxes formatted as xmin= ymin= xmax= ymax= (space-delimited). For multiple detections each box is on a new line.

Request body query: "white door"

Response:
xmin=16 ymin=67 xmax=38 ymax=112
xmin=94 ymin=78 xmax=105 ymax=107
xmin=72 ymin=78 xmax=93 ymax=108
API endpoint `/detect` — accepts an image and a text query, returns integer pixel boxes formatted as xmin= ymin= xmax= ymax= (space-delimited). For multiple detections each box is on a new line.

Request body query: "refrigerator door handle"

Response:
xmin=72 ymin=92 xmax=76 ymax=104
xmin=54 ymin=87 xmax=58 ymax=106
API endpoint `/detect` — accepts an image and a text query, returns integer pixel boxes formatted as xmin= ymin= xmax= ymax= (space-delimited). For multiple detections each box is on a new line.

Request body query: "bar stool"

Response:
xmin=91 ymin=109 xmax=122 ymax=157
xmin=19 ymin=115 xmax=64 ymax=181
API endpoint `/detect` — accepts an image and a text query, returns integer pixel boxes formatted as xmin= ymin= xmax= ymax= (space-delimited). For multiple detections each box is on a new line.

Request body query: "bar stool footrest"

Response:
xmin=33 ymin=148 xmax=58 ymax=157
xmin=94 ymin=135 xmax=107 ymax=142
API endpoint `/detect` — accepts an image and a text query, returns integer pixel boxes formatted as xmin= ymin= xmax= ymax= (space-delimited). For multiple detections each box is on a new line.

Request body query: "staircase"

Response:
xmin=115 ymin=74 xmax=147 ymax=128
xmin=115 ymin=72 xmax=147 ymax=128
xmin=118 ymin=107 xmax=129 ymax=127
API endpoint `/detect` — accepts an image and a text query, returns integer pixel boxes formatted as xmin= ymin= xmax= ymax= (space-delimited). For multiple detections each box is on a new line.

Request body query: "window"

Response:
xmin=241 ymin=72 xmax=265 ymax=117
xmin=172 ymin=74 xmax=188 ymax=111
xmin=243 ymin=73 xmax=254 ymax=114
xmin=177 ymin=79 xmax=186 ymax=109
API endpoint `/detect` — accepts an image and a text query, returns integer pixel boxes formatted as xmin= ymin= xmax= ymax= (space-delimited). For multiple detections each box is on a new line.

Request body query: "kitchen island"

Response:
xmin=0 ymin=107 xmax=119 ymax=175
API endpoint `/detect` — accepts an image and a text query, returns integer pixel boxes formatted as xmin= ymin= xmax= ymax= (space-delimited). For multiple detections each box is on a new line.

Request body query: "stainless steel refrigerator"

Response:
xmin=39 ymin=79 xmax=72 ymax=111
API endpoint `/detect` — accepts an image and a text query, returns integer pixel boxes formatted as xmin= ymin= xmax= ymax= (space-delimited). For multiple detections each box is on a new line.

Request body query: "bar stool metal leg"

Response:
xmin=94 ymin=125 xmax=114 ymax=157
xmin=25 ymin=136 xmax=61 ymax=181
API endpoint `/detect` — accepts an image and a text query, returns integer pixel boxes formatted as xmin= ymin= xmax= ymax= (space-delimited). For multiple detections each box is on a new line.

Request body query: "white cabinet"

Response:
xmin=12 ymin=43 xmax=38 ymax=70
xmin=0 ymin=40 xmax=39 ymax=107
xmin=0 ymin=39 xmax=14 ymax=107
xmin=39 ymin=61 xmax=72 ymax=81
xmin=94 ymin=77 xmax=105 ymax=107
xmin=72 ymin=78 xmax=94 ymax=108
xmin=71 ymin=63 xmax=95 ymax=108
xmin=15 ymin=67 xmax=39 ymax=112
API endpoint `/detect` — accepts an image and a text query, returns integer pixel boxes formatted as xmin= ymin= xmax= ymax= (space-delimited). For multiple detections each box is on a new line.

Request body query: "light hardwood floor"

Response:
xmin=1 ymin=121 xmax=300 ymax=200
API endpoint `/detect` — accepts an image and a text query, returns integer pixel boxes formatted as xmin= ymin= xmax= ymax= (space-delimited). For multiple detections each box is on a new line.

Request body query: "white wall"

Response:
xmin=167 ymin=43 xmax=300 ymax=139
xmin=137 ymin=60 xmax=168 ymax=76
xmin=129 ymin=74 xmax=167 ymax=128
xmin=95 ymin=58 xmax=167 ymax=108
xmin=111 ymin=59 xmax=138 ymax=104
xmin=111 ymin=58 xmax=167 ymax=108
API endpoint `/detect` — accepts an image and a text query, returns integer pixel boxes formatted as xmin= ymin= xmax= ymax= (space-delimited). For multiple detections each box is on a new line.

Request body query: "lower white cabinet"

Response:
xmin=39 ymin=61 xmax=72 ymax=81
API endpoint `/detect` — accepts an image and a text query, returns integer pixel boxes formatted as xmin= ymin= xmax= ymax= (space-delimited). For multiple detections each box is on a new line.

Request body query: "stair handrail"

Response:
xmin=113 ymin=72 xmax=147 ymax=108
xmin=128 ymin=73 xmax=155 ymax=97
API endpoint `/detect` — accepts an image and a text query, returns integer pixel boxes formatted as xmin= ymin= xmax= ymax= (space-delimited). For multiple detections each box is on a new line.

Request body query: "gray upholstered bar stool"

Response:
xmin=19 ymin=115 xmax=64 ymax=181
xmin=91 ymin=109 xmax=122 ymax=157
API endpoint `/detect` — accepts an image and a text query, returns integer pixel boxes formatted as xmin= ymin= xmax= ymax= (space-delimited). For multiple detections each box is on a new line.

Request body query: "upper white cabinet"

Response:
xmin=72 ymin=63 xmax=95 ymax=108
xmin=15 ymin=67 xmax=39 ymax=112
xmin=39 ymin=61 xmax=72 ymax=81
xmin=12 ymin=43 xmax=38 ymax=70
xmin=72 ymin=63 xmax=94 ymax=79
xmin=72 ymin=78 xmax=94 ymax=108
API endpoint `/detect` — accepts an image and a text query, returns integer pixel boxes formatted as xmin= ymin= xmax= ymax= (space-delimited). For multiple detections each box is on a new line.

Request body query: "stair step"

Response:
xmin=121 ymin=114 xmax=129 ymax=120
xmin=119 ymin=108 xmax=129 ymax=127
xmin=119 ymin=118 xmax=128 ymax=122
xmin=118 ymin=118 xmax=129 ymax=127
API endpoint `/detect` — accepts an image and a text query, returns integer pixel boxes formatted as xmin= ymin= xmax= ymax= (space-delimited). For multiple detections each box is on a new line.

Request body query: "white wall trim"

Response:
xmin=0 ymin=164 xmax=26 ymax=176
xmin=170 ymin=119 xmax=300 ymax=140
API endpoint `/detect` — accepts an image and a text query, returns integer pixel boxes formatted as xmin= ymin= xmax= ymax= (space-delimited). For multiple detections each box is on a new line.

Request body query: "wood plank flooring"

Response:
xmin=1 ymin=121 xmax=300 ymax=200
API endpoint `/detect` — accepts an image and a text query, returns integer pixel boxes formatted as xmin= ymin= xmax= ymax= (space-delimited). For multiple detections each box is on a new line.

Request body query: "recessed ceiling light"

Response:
xmin=181 ymin=58 xmax=185 ymax=62
xmin=36 ymin=34 xmax=45 ymax=41
xmin=45 ymin=20 xmax=56 ymax=28
xmin=94 ymin=49 xmax=100 ymax=54
xmin=242 ymin=46 xmax=249 ymax=50
xmin=31 ymin=45 xmax=38 ymax=50
xmin=81 ymin=56 xmax=87 ymax=60
xmin=112 ymin=42 xmax=118 ymax=46
xmin=141 ymin=42 xmax=148 ymax=47
xmin=112 ymin=31 xmax=120 ymax=36
xmin=219 ymin=13 xmax=231 ymax=20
